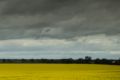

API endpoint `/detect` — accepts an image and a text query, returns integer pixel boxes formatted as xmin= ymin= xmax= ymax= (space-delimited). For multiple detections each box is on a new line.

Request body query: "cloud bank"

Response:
xmin=0 ymin=0 xmax=120 ymax=59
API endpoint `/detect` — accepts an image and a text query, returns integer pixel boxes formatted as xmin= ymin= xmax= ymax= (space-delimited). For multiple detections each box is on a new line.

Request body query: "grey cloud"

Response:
xmin=0 ymin=0 xmax=120 ymax=40
xmin=2 ymin=0 xmax=79 ymax=15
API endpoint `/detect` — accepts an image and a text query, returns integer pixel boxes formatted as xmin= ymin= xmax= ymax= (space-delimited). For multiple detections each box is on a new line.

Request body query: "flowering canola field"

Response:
xmin=0 ymin=64 xmax=119 ymax=80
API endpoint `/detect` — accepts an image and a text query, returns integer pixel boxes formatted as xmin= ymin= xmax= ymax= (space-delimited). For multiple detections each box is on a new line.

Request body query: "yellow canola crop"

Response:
xmin=0 ymin=64 xmax=119 ymax=80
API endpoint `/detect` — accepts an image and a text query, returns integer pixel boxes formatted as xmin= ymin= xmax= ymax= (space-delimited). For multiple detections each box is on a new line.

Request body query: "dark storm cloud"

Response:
xmin=2 ymin=0 xmax=80 ymax=15
xmin=0 ymin=0 xmax=120 ymax=40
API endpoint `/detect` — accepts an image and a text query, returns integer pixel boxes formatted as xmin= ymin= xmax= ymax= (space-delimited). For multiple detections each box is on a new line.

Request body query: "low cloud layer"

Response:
xmin=0 ymin=34 xmax=120 ymax=59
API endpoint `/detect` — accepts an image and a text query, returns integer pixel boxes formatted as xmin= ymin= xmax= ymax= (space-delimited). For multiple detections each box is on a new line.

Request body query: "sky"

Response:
xmin=0 ymin=0 xmax=120 ymax=59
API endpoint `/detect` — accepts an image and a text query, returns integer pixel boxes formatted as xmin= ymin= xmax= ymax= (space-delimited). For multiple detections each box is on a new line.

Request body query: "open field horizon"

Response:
xmin=0 ymin=64 xmax=119 ymax=80
xmin=0 ymin=0 xmax=120 ymax=80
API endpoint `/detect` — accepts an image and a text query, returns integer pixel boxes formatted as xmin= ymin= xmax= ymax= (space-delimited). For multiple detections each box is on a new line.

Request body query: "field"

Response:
xmin=0 ymin=64 xmax=119 ymax=80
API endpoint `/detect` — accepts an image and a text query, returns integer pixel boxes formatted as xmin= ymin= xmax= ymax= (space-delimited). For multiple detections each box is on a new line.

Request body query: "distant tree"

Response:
xmin=116 ymin=58 xmax=120 ymax=65
xmin=0 ymin=56 xmax=119 ymax=65
xmin=101 ymin=58 xmax=108 ymax=64
xmin=85 ymin=56 xmax=92 ymax=64
xmin=94 ymin=58 xmax=100 ymax=64
xmin=76 ymin=58 xmax=84 ymax=63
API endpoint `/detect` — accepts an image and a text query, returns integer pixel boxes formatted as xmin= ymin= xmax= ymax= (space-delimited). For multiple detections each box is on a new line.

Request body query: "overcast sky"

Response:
xmin=0 ymin=0 xmax=120 ymax=59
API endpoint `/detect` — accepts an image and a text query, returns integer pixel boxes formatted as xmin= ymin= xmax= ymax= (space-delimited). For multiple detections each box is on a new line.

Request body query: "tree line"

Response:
xmin=0 ymin=56 xmax=119 ymax=65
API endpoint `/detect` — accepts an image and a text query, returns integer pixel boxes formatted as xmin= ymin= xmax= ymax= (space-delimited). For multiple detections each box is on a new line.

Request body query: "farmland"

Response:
xmin=0 ymin=64 xmax=119 ymax=80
